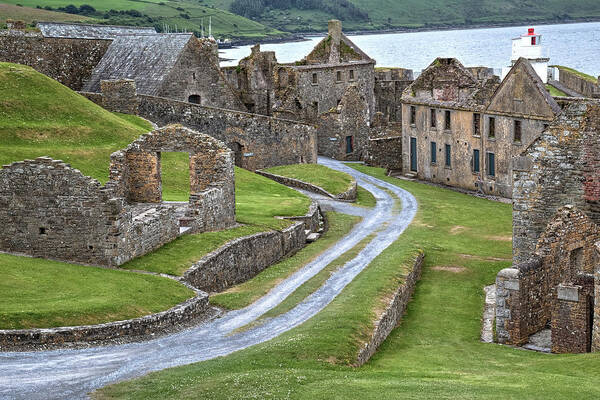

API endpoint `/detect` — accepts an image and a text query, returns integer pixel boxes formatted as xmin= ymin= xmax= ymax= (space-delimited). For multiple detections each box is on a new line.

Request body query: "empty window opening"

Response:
xmin=430 ymin=141 xmax=437 ymax=164
xmin=488 ymin=117 xmax=496 ymax=138
xmin=229 ymin=142 xmax=244 ymax=168
xmin=349 ymin=69 xmax=355 ymax=80
xmin=473 ymin=113 xmax=481 ymax=136
xmin=445 ymin=110 xmax=451 ymax=130
xmin=346 ymin=136 xmax=354 ymax=154
xmin=192 ymin=72 xmax=196 ymax=80
xmin=161 ymin=152 xmax=191 ymax=202
xmin=473 ymin=149 xmax=480 ymax=173
xmin=445 ymin=144 xmax=451 ymax=167
xmin=410 ymin=106 xmax=416 ymax=125
xmin=39 ymin=227 xmax=47 ymax=235
xmin=570 ymin=247 xmax=584 ymax=273
xmin=486 ymin=152 xmax=495 ymax=177
xmin=514 ymin=120 xmax=522 ymax=143
xmin=312 ymin=73 xmax=318 ymax=85
xmin=188 ymin=94 xmax=201 ymax=104
xmin=336 ymin=71 xmax=343 ymax=82
xmin=88 ymin=245 xmax=94 ymax=250
xmin=430 ymin=109 xmax=437 ymax=128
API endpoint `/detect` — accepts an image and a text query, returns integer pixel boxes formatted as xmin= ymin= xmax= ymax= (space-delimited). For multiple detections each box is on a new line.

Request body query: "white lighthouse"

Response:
xmin=502 ymin=28 xmax=549 ymax=83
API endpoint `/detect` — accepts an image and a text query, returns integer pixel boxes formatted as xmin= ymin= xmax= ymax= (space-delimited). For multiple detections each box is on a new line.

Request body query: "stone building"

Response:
xmin=400 ymin=57 xmax=559 ymax=198
xmin=496 ymin=99 xmax=600 ymax=353
xmin=83 ymin=33 xmax=245 ymax=110
xmin=0 ymin=125 xmax=235 ymax=267
xmin=374 ymin=68 xmax=414 ymax=124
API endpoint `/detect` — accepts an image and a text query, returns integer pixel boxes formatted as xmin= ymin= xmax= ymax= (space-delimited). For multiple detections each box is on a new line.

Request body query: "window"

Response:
xmin=445 ymin=110 xmax=451 ymax=130
xmin=188 ymin=94 xmax=200 ymax=104
xmin=445 ymin=144 xmax=451 ymax=167
xmin=346 ymin=136 xmax=354 ymax=154
xmin=486 ymin=152 xmax=495 ymax=177
xmin=430 ymin=109 xmax=437 ymax=128
xmin=39 ymin=227 xmax=47 ymax=235
xmin=410 ymin=106 xmax=416 ymax=125
xmin=336 ymin=71 xmax=343 ymax=82
xmin=473 ymin=113 xmax=481 ymax=136
xmin=473 ymin=149 xmax=480 ymax=173
xmin=514 ymin=120 xmax=522 ymax=143
xmin=192 ymin=72 xmax=196 ymax=80
xmin=488 ymin=116 xmax=496 ymax=138
xmin=312 ymin=73 xmax=318 ymax=85
xmin=431 ymin=142 xmax=437 ymax=164
xmin=543 ymin=123 xmax=549 ymax=131
xmin=349 ymin=69 xmax=355 ymax=80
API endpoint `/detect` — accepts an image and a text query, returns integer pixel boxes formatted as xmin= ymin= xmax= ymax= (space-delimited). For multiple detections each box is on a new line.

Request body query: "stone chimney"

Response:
xmin=328 ymin=20 xmax=342 ymax=64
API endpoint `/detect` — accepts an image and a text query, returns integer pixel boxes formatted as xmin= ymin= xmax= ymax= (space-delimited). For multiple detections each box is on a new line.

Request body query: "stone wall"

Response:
xmin=356 ymin=251 xmax=424 ymax=365
xmin=100 ymin=79 xmax=138 ymax=114
xmin=256 ymin=170 xmax=357 ymax=202
xmin=0 ymin=288 xmax=209 ymax=350
xmin=137 ymin=95 xmax=317 ymax=171
xmin=367 ymin=136 xmax=402 ymax=171
xmin=374 ymin=68 xmax=413 ymax=123
xmin=558 ymin=67 xmax=600 ymax=98
xmin=0 ymin=31 xmax=110 ymax=90
xmin=185 ymin=221 xmax=306 ymax=292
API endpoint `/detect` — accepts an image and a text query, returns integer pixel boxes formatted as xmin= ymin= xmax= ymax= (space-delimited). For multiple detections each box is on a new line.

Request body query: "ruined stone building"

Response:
xmin=496 ymin=99 xmax=600 ymax=353
xmin=0 ymin=125 xmax=235 ymax=267
xmin=83 ymin=33 xmax=245 ymax=110
xmin=400 ymin=57 xmax=559 ymax=198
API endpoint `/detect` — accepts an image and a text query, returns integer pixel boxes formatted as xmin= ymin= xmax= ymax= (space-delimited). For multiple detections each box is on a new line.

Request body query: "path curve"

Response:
xmin=0 ymin=158 xmax=417 ymax=400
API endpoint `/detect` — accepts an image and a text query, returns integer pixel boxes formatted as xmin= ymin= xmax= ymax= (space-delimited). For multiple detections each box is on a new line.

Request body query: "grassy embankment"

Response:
xmin=0 ymin=3 xmax=91 ymax=25
xmin=0 ymin=63 xmax=311 ymax=328
xmin=264 ymin=163 xmax=376 ymax=208
xmin=95 ymin=165 xmax=600 ymax=400
xmin=546 ymin=84 xmax=568 ymax=97
xmin=556 ymin=65 xmax=598 ymax=83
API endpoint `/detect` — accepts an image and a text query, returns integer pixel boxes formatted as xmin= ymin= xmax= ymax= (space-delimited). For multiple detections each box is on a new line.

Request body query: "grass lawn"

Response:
xmin=210 ymin=212 xmax=361 ymax=310
xmin=0 ymin=3 xmax=92 ymax=24
xmin=94 ymin=165 xmax=600 ymax=400
xmin=556 ymin=65 xmax=598 ymax=83
xmin=546 ymin=84 xmax=568 ymax=97
xmin=0 ymin=253 xmax=194 ymax=330
xmin=355 ymin=185 xmax=377 ymax=208
xmin=265 ymin=164 xmax=355 ymax=196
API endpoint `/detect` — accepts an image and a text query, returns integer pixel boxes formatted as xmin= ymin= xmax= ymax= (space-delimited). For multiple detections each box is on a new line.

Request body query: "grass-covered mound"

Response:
xmin=0 ymin=62 xmax=154 ymax=183
xmin=265 ymin=164 xmax=354 ymax=196
xmin=95 ymin=166 xmax=600 ymax=400
xmin=0 ymin=253 xmax=194 ymax=330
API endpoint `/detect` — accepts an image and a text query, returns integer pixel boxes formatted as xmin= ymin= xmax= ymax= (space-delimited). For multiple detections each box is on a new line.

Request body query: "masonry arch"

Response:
xmin=188 ymin=94 xmax=201 ymax=104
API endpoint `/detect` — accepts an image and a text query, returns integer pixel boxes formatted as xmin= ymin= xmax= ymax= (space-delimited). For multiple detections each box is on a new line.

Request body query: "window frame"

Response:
xmin=488 ymin=116 xmax=496 ymax=139
xmin=445 ymin=144 xmax=451 ymax=168
xmin=312 ymin=72 xmax=318 ymax=85
xmin=473 ymin=149 xmax=480 ymax=173
xmin=336 ymin=70 xmax=343 ymax=83
xmin=430 ymin=109 xmax=437 ymax=129
xmin=410 ymin=106 xmax=416 ymax=126
xmin=486 ymin=152 xmax=496 ymax=177
xmin=473 ymin=113 xmax=481 ymax=136
xmin=514 ymin=119 xmax=522 ymax=143
xmin=430 ymin=141 xmax=437 ymax=165
xmin=444 ymin=110 xmax=452 ymax=131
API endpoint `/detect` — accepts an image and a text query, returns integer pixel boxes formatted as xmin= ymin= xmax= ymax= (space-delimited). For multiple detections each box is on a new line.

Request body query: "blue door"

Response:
xmin=410 ymin=137 xmax=417 ymax=172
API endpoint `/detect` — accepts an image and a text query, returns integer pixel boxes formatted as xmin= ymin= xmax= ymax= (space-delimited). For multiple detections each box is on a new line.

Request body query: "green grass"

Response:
xmin=356 ymin=185 xmax=377 ymax=208
xmin=0 ymin=253 xmax=194 ymax=330
xmin=95 ymin=165 xmax=600 ymax=400
xmin=0 ymin=62 xmax=152 ymax=184
xmin=0 ymin=3 xmax=92 ymax=24
xmin=546 ymin=84 xmax=568 ymax=97
xmin=556 ymin=65 xmax=598 ymax=83
xmin=265 ymin=164 xmax=355 ymax=196
xmin=211 ymin=212 xmax=361 ymax=310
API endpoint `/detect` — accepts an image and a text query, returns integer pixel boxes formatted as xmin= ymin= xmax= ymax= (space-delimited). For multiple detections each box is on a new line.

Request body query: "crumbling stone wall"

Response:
xmin=100 ymin=79 xmax=138 ymax=115
xmin=316 ymin=85 xmax=370 ymax=161
xmin=0 ymin=31 xmax=110 ymax=90
xmin=512 ymin=100 xmax=600 ymax=264
xmin=137 ymin=95 xmax=317 ymax=170
xmin=367 ymin=136 xmax=402 ymax=171
xmin=374 ymin=68 xmax=413 ymax=123
xmin=558 ymin=67 xmax=600 ymax=98
xmin=496 ymin=206 xmax=600 ymax=352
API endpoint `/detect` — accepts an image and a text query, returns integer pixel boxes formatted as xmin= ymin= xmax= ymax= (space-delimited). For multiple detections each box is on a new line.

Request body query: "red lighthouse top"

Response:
xmin=527 ymin=28 xmax=535 ymax=35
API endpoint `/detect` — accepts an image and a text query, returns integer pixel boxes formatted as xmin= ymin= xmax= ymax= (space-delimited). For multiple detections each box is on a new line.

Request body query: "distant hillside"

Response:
xmin=0 ymin=0 xmax=285 ymax=40
xmin=2 ymin=0 xmax=600 ymax=39
xmin=0 ymin=3 xmax=91 ymax=24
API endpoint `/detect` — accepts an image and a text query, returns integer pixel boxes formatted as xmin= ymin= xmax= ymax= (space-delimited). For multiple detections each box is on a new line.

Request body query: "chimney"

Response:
xmin=328 ymin=20 xmax=342 ymax=64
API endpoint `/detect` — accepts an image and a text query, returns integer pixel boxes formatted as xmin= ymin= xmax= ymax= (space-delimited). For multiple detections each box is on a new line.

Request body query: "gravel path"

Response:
xmin=0 ymin=158 xmax=417 ymax=400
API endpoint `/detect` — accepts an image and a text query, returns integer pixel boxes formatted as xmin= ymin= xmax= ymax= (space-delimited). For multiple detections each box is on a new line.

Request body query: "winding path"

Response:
xmin=0 ymin=158 xmax=417 ymax=400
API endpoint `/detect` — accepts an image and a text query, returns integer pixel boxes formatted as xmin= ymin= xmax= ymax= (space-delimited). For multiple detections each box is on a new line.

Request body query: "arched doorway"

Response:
xmin=188 ymin=94 xmax=201 ymax=104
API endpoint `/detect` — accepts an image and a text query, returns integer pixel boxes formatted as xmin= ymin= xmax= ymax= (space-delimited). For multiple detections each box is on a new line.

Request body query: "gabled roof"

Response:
xmin=486 ymin=57 xmax=561 ymax=119
xmin=401 ymin=58 xmax=496 ymax=110
xmin=37 ymin=22 xmax=156 ymax=40
xmin=83 ymin=34 xmax=192 ymax=95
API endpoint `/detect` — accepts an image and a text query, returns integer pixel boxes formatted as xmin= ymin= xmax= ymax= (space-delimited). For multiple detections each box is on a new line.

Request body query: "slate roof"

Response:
xmin=37 ymin=22 xmax=156 ymax=40
xmin=83 ymin=34 xmax=193 ymax=95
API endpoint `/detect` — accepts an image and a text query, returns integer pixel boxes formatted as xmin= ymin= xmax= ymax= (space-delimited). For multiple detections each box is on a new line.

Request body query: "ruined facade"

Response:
xmin=400 ymin=57 xmax=558 ymax=198
xmin=374 ymin=68 xmax=414 ymax=123
xmin=496 ymin=99 xmax=600 ymax=353
xmin=0 ymin=125 xmax=235 ymax=267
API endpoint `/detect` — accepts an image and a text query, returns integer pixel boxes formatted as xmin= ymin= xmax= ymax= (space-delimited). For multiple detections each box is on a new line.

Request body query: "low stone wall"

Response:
xmin=184 ymin=202 xmax=321 ymax=292
xmin=256 ymin=170 xmax=357 ymax=202
xmin=0 ymin=289 xmax=209 ymax=350
xmin=356 ymin=251 xmax=424 ymax=366
xmin=558 ymin=67 xmax=600 ymax=98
